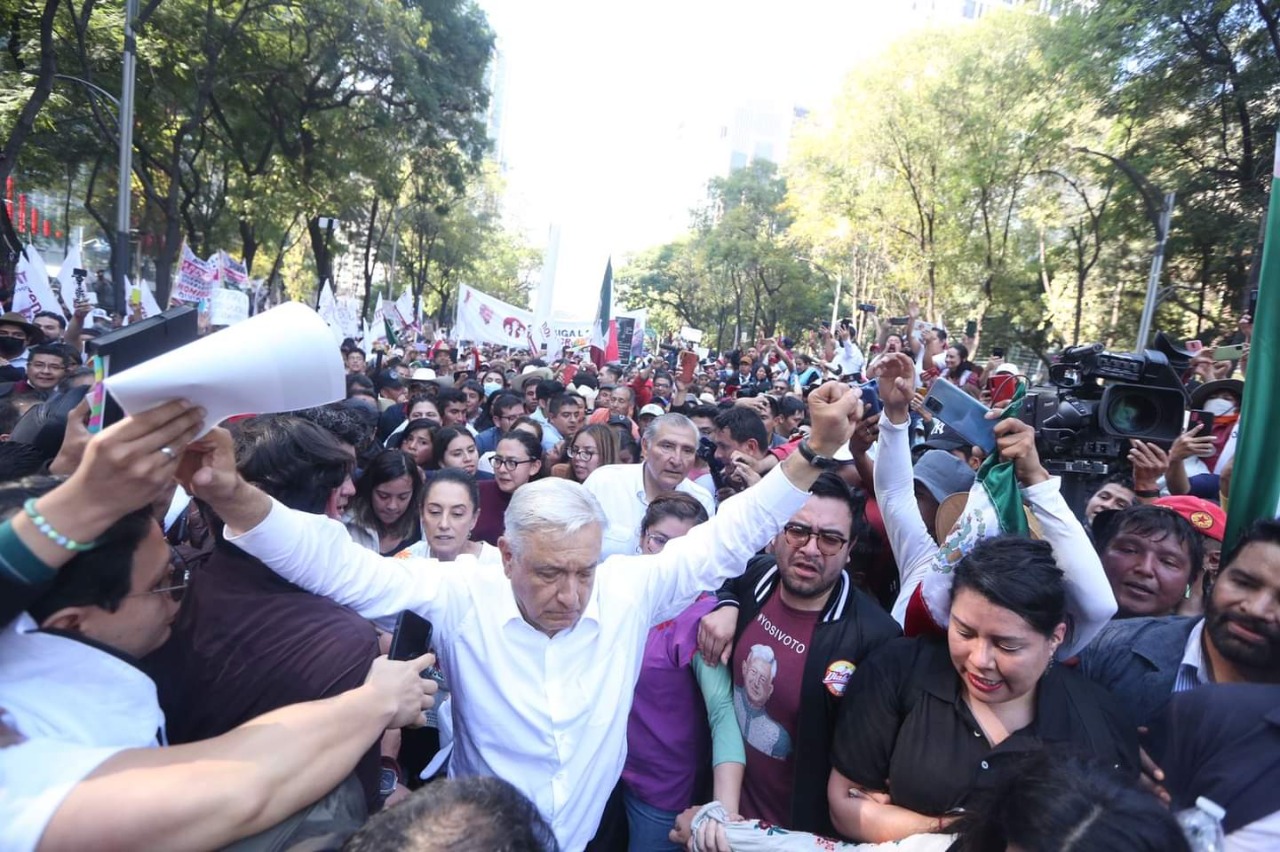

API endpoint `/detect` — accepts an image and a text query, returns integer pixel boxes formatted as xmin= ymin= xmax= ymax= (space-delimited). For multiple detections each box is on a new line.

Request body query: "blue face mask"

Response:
xmin=483 ymin=381 xmax=503 ymax=398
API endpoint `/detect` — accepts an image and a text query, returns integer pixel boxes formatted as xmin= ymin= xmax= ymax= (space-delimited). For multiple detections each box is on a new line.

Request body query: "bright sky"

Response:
xmin=478 ymin=0 xmax=925 ymax=318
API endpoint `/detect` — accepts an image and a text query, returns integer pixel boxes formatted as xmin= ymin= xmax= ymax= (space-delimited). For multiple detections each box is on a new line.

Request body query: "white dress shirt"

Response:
xmin=582 ymin=462 xmax=715 ymax=558
xmin=226 ymin=465 xmax=806 ymax=852
xmin=0 ymin=614 xmax=165 ymax=852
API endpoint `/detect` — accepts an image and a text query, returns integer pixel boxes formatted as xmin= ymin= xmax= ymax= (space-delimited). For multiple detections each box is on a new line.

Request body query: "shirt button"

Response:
xmin=980 ymin=761 xmax=990 ymax=770
xmin=973 ymin=730 xmax=982 ymax=738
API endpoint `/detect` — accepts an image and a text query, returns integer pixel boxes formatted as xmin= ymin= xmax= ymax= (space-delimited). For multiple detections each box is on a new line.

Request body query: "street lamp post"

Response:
xmin=112 ymin=0 xmax=139 ymax=316
xmin=794 ymin=255 xmax=842 ymax=330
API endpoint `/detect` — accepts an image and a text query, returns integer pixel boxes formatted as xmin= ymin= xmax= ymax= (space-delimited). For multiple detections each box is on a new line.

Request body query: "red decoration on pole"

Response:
xmin=17 ymin=195 xmax=26 ymax=234
xmin=31 ymin=207 xmax=38 ymax=235
xmin=4 ymin=177 xmax=12 ymax=210
xmin=55 ymin=230 xmax=63 ymax=239
xmin=43 ymin=220 xmax=50 ymax=238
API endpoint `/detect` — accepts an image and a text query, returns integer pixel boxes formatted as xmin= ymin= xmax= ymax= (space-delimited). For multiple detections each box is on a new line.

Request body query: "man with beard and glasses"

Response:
xmin=1078 ymin=518 xmax=1280 ymax=728
xmin=691 ymin=472 xmax=900 ymax=835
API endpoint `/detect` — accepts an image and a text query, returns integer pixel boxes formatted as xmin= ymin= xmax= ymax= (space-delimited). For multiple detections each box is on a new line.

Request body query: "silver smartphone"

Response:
xmin=922 ymin=380 xmax=998 ymax=454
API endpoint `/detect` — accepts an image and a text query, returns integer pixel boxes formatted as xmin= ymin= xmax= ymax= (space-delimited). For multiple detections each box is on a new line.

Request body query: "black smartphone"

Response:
xmin=858 ymin=303 xmax=876 ymax=313
xmin=1187 ymin=409 xmax=1215 ymax=435
xmin=388 ymin=610 xmax=434 ymax=662
xmin=965 ymin=319 xmax=977 ymax=338
xmin=87 ymin=306 xmax=199 ymax=429
xmin=1249 ymin=288 xmax=1258 ymax=317
xmin=992 ymin=347 xmax=1005 ymax=358
xmin=888 ymin=316 xmax=909 ymax=325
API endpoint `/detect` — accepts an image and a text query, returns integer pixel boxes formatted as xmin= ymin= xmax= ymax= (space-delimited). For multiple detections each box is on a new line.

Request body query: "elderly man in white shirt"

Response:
xmin=583 ymin=412 xmax=716 ymax=558
xmin=186 ymin=384 xmax=862 ymax=852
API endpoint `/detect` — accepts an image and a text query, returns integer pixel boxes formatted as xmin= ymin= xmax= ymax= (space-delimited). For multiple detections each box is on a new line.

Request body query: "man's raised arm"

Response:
xmin=633 ymin=382 xmax=862 ymax=622
xmin=182 ymin=429 xmax=458 ymax=624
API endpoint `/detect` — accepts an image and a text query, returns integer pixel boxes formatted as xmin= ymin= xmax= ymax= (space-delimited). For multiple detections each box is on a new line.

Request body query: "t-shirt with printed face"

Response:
xmin=731 ymin=592 xmax=820 ymax=825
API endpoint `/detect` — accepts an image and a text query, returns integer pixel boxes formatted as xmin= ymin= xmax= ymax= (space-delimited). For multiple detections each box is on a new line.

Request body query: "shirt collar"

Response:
xmin=1177 ymin=619 xmax=1212 ymax=686
xmin=496 ymin=573 xmax=603 ymax=637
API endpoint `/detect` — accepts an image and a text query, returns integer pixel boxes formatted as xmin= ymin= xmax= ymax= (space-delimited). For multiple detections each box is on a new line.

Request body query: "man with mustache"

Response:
xmin=693 ymin=472 xmax=900 ymax=835
xmin=1079 ymin=518 xmax=1280 ymax=727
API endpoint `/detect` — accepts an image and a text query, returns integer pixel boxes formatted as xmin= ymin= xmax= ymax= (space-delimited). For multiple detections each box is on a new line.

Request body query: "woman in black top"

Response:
xmin=827 ymin=536 xmax=1137 ymax=843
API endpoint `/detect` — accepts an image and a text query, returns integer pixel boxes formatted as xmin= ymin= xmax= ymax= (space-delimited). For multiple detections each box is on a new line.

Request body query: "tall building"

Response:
xmin=484 ymin=41 xmax=511 ymax=172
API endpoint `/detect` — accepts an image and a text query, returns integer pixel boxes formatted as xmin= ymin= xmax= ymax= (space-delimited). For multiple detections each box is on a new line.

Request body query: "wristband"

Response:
xmin=23 ymin=499 xmax=98 ymax=552
xmin=1134 ymin=489 xmax=1161 ymax=499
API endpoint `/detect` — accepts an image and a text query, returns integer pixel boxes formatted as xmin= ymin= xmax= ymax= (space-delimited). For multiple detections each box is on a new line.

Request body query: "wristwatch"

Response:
xmin=797 ymin=439 xmax=840 ymax=470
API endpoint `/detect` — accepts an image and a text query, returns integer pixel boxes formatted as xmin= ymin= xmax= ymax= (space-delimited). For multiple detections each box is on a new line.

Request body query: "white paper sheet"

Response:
xmin=103 ymin=301 xmax=345 ymax=435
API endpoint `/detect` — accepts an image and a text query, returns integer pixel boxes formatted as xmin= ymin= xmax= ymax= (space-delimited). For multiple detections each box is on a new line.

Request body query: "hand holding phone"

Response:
xmin=388 ymin=610 xmax=434 ymax=663
xmin=1211 ymin=342 xmax=1247 ymax=362
xmin=922 ymin=380 xmax=998 ymax=454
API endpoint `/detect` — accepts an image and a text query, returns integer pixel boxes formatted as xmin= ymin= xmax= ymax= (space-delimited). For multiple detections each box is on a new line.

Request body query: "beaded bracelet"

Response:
xmin=22 ymin=499 xmax=97 ymax=552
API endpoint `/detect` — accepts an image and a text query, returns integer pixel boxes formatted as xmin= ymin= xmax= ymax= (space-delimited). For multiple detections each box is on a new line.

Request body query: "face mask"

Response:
xmin=0 ymin=337 xmax=25 ymax=360
xmin=483 ymin=381 xmax=503 ymax=398
xmin=1203 ymin=398 xmax=1236 ymax=417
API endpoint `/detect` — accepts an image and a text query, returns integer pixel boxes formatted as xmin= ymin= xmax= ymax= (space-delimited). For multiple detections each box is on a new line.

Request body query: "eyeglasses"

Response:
xmin=568 ymin=447 xmax=597 ymax=461
xmin=781 ymin=523 xmax=848 ymax=556
xmin=131 ymin=549 xmax=191 ymax=603
xmin=642 ymin=532 xmax=671 ymax=551
xmin=492 ymin=455 xmax=537 ymax=471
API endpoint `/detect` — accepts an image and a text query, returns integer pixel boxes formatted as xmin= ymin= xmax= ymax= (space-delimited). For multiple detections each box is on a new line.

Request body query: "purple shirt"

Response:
xmin=622 ymin=596 xmax=718 ymax=811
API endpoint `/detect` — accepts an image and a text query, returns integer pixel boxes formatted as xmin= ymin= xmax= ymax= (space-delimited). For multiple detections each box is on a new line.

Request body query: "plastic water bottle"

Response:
xmin=1175 ymin=796 xmax=1226 ymax=852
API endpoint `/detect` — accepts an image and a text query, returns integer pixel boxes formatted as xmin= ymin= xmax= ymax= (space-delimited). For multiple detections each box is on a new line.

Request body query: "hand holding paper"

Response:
xmin=103 ymin=302 xmax=345 ymax=434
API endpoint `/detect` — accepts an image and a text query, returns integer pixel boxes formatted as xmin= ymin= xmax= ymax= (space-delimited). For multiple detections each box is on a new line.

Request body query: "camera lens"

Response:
xmin=1104 ymin=389 xmax=1159 ymax=435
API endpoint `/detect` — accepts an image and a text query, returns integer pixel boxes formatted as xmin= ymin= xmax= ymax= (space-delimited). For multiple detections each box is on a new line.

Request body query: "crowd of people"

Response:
xmin=0 ymin=300 xmax=1275 ymax=852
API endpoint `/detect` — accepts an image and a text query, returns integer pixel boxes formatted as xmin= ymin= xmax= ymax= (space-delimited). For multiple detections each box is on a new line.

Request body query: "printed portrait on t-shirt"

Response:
xmin=733 ymin=644 xmax=792 ymax=759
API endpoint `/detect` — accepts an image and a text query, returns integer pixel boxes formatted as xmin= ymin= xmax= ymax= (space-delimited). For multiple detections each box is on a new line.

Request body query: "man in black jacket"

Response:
xmin=697 ymin=472 xmax=901 ymax=835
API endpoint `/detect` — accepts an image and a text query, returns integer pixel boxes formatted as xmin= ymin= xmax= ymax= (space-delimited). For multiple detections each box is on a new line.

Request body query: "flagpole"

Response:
xmin=1223 ymin=130 xmax=1280 ymax=547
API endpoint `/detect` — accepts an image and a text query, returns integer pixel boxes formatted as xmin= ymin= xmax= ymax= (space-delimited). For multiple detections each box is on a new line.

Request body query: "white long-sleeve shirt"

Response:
xmin=225 ymin=465 xmax=808 ymax=852
xmin=873 ymin=415 xmax=1115 ymax=659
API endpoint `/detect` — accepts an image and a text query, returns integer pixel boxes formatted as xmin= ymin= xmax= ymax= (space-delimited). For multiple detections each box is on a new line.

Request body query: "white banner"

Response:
xmin=454 ymin=284 xmax=534 ymax=347
xmin=218 ymin=251 xmax=249 ymax=289
xmin=393 ymin=290 xmax=415 ymax=328
xmin=56 ymin=242 xmax=83 ymax=313
xmin=548 ymin=321 xmax=594 ymax=353
xmin=12 ymin=245 xmax=59 ymax=321
xmin=317 ymin=280 xmax=345 ymax=343
xmin=337 ymin=297 xmax=361 ymax=338
xmin=174 ymin=242 xmax=214 ymax=303
xmin=210 ymin=287 xmax=250 ymax=326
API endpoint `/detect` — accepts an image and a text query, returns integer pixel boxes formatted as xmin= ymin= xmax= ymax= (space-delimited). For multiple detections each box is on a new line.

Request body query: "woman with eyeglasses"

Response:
xmin=550 ymin=424 xmax=620 ymax=483
xmin=619 ymin=492 xmax=745 ymax=852
xmin=473 ymin=430 xmax=543 ymax=545
xmin=346 ymin=450 xmax=423 ymax=556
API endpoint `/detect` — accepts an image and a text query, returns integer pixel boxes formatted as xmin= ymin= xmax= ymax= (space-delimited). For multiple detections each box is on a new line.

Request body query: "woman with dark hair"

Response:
xmin=510 ymin=416 xmax=543 ymax=446
xmin=943 ymin=343 xmax=981 ymax=394
xmin=826 ymin=536 xmax=1138 ymax=844
xmin=474 ymin=430 xmax=542 ymax=546
xmin=433 ymin=427 xmax=491 ymax=481
xmin=397 ymin=469 xmax=499 ymax=566
xmin=677 ymin=750 xmax=1187 ymax=851
xmin=622 ymin=493 xmax=746 ymax=850
xmin=551 ymin=424 xmax=620 ymax=483
xmin=346 ymin=450 xmax=423 ymax=556
xmin=397 ymin=419 xmax=438 ymax=473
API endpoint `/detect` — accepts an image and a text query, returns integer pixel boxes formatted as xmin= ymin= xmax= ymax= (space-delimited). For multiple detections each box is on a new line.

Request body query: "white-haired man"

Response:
xmin=583 ymin=412 xmax=716 ymax=558
xmin=185 ymin=383 xmax=862 ymax=852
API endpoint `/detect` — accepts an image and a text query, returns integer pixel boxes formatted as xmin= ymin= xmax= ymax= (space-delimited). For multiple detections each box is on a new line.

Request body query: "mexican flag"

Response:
xmin=1224 ymin=130 xmax=1280 ymax=547
xmin=905 ymin=382 xmax=1029 ymax=634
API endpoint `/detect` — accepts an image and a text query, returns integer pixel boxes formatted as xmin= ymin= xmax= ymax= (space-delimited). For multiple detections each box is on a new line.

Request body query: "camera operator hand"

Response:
xmin=986 ymin=413 xmax=1050 ymax=487
xmin=869 ymin=352 xmax=915 ymax=426
xmin=1128 ymin=440 xmax=1169 ymax=498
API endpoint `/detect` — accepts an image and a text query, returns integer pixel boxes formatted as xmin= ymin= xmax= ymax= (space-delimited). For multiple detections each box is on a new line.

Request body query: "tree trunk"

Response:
xmin=308 ymin=216 xmax=334 ymax=297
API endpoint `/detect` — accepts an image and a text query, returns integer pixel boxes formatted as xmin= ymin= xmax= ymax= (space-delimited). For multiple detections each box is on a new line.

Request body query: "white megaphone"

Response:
xmin=104 ymin=301 xmax=345 ymax=435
